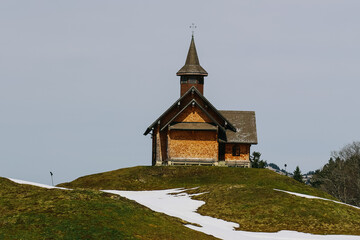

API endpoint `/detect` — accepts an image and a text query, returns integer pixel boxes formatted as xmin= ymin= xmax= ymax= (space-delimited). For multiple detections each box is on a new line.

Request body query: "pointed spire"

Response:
xmin=176 ymin=36 xmax=208 ymax=76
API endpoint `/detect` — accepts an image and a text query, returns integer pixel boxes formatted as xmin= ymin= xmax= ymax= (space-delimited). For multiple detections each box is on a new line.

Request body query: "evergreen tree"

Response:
xmin=250 ymin=152 xmax=267 ymax=168
xmin=293 ymin=166 xmax=303 ymax=183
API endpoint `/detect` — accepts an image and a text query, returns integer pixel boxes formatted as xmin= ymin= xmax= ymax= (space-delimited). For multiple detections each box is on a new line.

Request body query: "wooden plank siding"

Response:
xmin=168 ymin=130 xmax=218 ymax=161
xmin=174 ymin=105 xmax=212 ymax=123
xmin=224 ymin=143 xmax=250 ymax=161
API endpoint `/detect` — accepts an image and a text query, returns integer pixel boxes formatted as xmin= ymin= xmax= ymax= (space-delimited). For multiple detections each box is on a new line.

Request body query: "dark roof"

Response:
xmin=176 ymin=36 xmax=208 ymax=76
xmin=219 ymin=111 xmax=258 ymax=144
xmin=144 ymin=86 xmax=236 ymax=135
xmin=169 ymin=122 xmax=217 ymax=131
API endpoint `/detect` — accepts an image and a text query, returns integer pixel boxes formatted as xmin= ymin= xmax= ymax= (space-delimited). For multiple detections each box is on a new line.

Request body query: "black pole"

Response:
xmin=50 ymin=172 xmax=54 ymax=186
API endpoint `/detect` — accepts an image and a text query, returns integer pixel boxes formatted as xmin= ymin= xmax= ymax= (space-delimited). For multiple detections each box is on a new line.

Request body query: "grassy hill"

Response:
xmin=0 ymin=177 xmax=215 ymax=239
xmin=59 ymin=166 xmax=360 ymax=235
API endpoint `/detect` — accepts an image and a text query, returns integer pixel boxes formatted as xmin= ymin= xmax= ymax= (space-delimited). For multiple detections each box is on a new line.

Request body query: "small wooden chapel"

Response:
xmin=144 ymin=36 xmax=258 ymax=167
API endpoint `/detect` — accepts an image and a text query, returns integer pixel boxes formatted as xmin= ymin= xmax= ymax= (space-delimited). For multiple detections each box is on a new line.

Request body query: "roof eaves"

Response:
xmin=160 ymin=99 xmax=225 ymax=132
xmin=226 ymin=140 xmax=258 ymax=144
xmin=190 ymin=87 xmax=237 ymax=132
xmin=159 ymin=100 xmax=196 ymax=132
xmin=143 ymin=87 xmax=202 ymax=135
xmin=194 ymin=100 xmax=226 ymax=132
xmin=144 ymin=86 xmax=237 ymax=135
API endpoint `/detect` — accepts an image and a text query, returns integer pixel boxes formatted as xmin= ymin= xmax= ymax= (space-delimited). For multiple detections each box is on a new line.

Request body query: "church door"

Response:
xmin=219 ymin=143 xmax=225 ymax=161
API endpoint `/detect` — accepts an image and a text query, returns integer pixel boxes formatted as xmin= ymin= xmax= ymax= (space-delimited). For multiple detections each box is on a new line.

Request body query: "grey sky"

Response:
xmin=1 ymin=1 xmax=359 ymax=185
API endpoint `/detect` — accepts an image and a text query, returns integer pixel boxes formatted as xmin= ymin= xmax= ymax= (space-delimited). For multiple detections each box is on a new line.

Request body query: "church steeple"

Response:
xmin=177 ymin=36 xmax=208 ymax=76
xmin=177 ymin=36 xmax=208 ymax=96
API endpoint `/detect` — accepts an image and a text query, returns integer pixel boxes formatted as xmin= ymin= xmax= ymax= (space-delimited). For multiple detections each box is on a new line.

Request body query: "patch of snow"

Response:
xmin=274 ymin=189 xmax=360 ymax=210
xmin=8 ymin=178 xmax=67 ymax=190
xmin=105 ymin=189 xmax=360 ymax=240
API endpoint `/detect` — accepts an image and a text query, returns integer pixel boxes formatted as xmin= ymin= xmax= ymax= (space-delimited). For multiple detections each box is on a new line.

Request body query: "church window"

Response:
xmin=180 ymin=76 xmax=187 ymax=83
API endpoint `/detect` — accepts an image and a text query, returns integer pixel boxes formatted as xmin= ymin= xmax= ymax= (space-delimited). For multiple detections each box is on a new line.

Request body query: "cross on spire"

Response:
xmin=190 ymin=23 xmax=197 ymax=36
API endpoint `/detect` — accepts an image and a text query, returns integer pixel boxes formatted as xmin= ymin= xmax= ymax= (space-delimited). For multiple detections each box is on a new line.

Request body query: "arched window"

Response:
xmin=232 ymin=144 xmax=240 ymax=156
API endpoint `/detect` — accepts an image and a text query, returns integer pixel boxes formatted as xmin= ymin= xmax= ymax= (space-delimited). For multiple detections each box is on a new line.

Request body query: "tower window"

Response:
xmin=232 ymin=145 xmax=240 ymax=156
xmin=180 ymin=76 xmax=203 ymax=84
xmin=188 ymin=78 xmax=198 ymax=84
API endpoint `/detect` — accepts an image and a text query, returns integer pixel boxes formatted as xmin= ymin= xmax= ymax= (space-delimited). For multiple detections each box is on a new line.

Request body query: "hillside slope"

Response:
xmin=59 ymin=166 xmax=360 ymax=235
xmin=0 ymin=177 xmax=215 ymax=239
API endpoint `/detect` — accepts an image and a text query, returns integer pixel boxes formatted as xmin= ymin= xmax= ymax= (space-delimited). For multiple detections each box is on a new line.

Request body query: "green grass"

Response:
xmin=0 ymin=177 xmax=215 ymax=240
xmin=59 ymin=166 xmax=360 ymax=235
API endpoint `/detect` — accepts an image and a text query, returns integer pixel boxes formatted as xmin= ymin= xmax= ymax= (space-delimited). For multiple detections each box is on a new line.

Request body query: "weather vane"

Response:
xmin=190 ymin=23 xmax=197 ymax=36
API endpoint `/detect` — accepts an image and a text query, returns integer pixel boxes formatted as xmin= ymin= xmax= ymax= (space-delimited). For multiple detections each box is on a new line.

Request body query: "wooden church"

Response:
xmin=144 ymin=36 xmax=257 ymax=167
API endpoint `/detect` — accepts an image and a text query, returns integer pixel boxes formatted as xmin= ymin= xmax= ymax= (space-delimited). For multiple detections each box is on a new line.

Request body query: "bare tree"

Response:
xmin=312 ymin=141 xmax=360 ymax=206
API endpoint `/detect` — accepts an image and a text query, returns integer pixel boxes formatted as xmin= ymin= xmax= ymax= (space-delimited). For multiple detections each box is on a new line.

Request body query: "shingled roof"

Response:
xmin=176 ymin=36 xmax=208 ymax=76
xmin=219 ymin=111 xmax=258 ymax=144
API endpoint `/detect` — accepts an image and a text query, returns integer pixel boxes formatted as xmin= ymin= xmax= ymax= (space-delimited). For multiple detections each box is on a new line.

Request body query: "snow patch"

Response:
xmin=106 ymin=188 xmax=360 ymax=240
xmin=8 ymin=178 xmax=67 ymax=190
xmin=274 ymin=189 xmax=360 ymax=210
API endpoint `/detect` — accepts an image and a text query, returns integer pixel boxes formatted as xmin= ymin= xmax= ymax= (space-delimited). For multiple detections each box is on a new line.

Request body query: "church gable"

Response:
xmin=160 ymin=99 xmax=223 ymax=132
xmin=144 ymin=86 xmax=236 ymax=135
xmin=174 ymin=104 xmax=212 ymax=123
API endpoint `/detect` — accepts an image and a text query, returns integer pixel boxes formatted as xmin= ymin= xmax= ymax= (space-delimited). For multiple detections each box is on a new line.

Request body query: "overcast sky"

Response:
xmin=1 ymin=1 xmax=359 ymax=185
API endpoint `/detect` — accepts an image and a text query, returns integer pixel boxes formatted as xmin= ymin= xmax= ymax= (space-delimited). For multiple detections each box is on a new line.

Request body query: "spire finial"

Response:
xmin=190 ymin=23 xmax=197 ymax=37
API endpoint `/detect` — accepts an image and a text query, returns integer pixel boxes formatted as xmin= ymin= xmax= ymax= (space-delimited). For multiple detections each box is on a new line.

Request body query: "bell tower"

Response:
xmin=176 ymin=36 xmax=208 ymax=96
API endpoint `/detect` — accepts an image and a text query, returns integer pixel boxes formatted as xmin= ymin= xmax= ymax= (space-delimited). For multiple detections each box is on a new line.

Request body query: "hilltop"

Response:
xmin=0 ymin=177 xmax=214 ymax=239
xmin=59 ymin=166 xmax=360 ymax=235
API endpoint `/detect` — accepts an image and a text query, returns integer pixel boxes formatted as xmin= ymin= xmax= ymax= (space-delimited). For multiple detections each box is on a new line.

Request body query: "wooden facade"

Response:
xmin=145 ymin=36 xmax=257 ymax=167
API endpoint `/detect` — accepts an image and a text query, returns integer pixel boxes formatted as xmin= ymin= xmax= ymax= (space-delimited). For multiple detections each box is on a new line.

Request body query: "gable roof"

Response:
xmin=144 ymin=86 xmax=235 ymax=135
xmin=176 ymin=36 xmax=208 ymax=76
xmin=160 ymin=99 xmax=224 ymax=132
xmin=219 ymin=111 xmax=258 ymax=144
